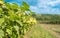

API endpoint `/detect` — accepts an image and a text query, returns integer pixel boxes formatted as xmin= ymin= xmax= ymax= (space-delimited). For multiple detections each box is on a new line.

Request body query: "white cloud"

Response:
xmin=30 ymin=0 xmax=60 ymax=14
xmin=47 ymin=0 xmax=60 ymax=6
xmin=30 ymin=6 xmax=39 ymax=13
xmin=30 ymin=6 xmax=51 ymax=14
xmin=37 ymin=0 xmax=60 ymax=8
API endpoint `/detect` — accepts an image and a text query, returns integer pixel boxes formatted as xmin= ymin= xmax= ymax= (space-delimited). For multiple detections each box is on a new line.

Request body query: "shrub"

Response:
xmin=0 ymin=0 xmax=36 ymax=38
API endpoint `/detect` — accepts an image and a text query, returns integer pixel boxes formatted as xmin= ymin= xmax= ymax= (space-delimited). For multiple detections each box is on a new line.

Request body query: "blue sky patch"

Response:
xmin=4 ymin=0 xmax=60 ymax=14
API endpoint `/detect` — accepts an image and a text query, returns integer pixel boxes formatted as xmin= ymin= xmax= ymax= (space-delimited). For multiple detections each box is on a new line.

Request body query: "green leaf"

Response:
xmin=22 ymin=1 xmax=30 ymax=11
xmin=16 ymin=20 xmax=23 ymax=26
xmin=0 ymin=8 xmax=3 ymax=13
xmin=5 ymin=3 xmax=11 ymax=9
xmin=0 ymin=18 xmax=4 ymax=26
xmin=6 ymin=29 xmax=12 ymax=34
xmin=0 ymin=29 xmax=4 ymax=37
xmin=12 ymin=3 xmax=18 ymax=9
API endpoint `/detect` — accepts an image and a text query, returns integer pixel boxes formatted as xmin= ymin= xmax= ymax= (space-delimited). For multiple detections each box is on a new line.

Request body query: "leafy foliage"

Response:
xmin=0 ymin=0 xmax=36 ymax=38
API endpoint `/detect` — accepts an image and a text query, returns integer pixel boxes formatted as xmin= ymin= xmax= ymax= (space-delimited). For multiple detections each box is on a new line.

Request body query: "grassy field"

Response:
xmin=24 ymin=23 xmax=57 ymax=38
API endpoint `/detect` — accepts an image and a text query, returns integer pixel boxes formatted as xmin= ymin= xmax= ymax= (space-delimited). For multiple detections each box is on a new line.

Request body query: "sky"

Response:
xmin=4 ymin=0 xmax=60 ymax=14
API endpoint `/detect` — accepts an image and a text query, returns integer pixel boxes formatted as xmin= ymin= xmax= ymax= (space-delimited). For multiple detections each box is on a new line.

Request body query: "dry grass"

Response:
xmin=40 ymin=23 xmax=60 ymax=38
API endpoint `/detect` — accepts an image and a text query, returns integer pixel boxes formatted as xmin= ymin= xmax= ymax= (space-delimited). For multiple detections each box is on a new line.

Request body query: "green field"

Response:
xmin=24 ymin=23 xmax=57 ymax=38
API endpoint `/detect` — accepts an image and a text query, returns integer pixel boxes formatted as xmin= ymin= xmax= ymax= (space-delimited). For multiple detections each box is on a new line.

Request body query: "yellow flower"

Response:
xmin=26 ymin=17 xmax=37 ymax=24
xmin=18 ymin=13 xmax=22 ymax=17
xmin=30 ymin=17 xmax=37 ymax=24
xmin=33 ymin=18 xmax=37 ymax=23
xmin=0 ymin=1 xmax=4 ymax=5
